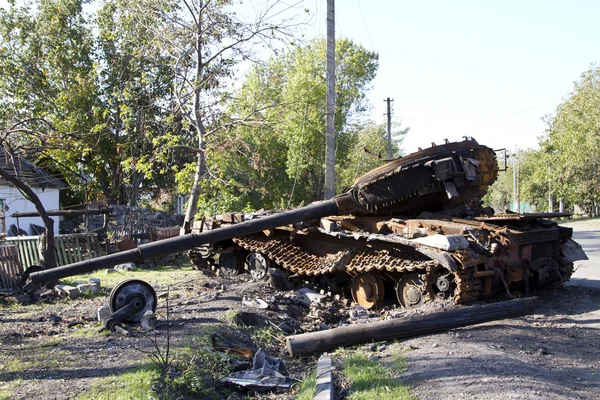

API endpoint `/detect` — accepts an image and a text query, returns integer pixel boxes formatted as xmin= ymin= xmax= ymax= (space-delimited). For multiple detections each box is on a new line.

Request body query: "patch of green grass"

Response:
xmin=0 ymin=378 xmax=22 ymax=399
xmin=342 ymin=352 xmax=415 ymax=400
xmin=77 ymin=363 xmax=159 ymax=400
xmin=252 ymin=325 xmax=284 ymax=347
xmin=71 ymin=322 xmax=109 ymax=338
xmin=222 ymin=309 xmax=240 ymax=326
xmin=295 ymin=371 xmax=317 ymax=400
xmin=63 ymin=264 xmax=201 ymax=292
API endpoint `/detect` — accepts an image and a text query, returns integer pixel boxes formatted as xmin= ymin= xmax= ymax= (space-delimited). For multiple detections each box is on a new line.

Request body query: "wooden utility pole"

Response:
xmin=384 ymin=98 xmax=394 ymax=159
xmin=324 ymin=0 xmax=335 ymax=199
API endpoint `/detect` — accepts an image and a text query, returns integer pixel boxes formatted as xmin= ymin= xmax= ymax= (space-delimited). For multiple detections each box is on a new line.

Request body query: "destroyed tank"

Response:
xmin=188 ymin=138 xmax=588 ymax=309
xmin=28 ymin=138 xmax=587 ymax=311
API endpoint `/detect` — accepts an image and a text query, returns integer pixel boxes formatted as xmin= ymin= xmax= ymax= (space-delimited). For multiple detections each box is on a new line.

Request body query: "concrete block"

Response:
xmin=77 ymin=283 xmax=99 ymax=293
xmin=295 ymin=288 xmax=327 ymax=306
xmin=88 ymin=278 xmax=101 ymax=287
xmin=97 ymin=305 xmax=111 ymax=322
xmin=55 ymin=285 xmax=79 ymax=300
xmin=314 ymin=354 xmax=334 ymax=400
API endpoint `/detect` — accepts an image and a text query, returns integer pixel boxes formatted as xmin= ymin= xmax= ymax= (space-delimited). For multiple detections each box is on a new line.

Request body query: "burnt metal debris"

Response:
xmin=27 ymin=138 xmax=587 ymax=310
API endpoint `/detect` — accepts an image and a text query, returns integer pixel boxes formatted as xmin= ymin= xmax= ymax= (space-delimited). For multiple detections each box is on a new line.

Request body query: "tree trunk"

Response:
xmin=181 ymin=8 xmax=207 ymax=235
xmin=0 ymin=168 xmax=56 ymax=269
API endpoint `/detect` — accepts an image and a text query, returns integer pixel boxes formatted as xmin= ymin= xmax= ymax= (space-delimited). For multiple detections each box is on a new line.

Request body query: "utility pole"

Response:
xmin=384 ymin=98 xmax=394 ymax=159
xmin=324 ymin=0 xmax=336 ymax=199
xmin=512 ymin=155 xmax=517 ymax=211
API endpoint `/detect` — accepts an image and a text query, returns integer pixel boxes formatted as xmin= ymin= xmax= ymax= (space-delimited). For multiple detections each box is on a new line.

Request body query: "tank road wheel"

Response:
xmin=218 ymin=251 xmax=244 ymax=277
xmin=351 ymin=272 xmax=385 ymax=309
xmin=109 ymin=279 xmax=157 ymax=323
xmin=396 ymin=273 xmax=426 ymax=309
xmin=425 ymin=267 xmax=456 ymax=300
xmin=247 ymin=252 xmax=270 ymax=281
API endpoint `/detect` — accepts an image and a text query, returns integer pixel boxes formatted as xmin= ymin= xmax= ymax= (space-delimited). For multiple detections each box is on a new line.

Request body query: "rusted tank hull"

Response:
xmin=190 ymin=213 xmax=587 ymax=309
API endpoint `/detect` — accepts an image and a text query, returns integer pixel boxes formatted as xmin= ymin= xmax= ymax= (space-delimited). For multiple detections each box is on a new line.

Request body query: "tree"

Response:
xmin=483 ymin=149 xmax=553 ymax=213
xmin=189 ymin=37 xmax=381 ymax=214
xmin=542 ymin=65 xmax=600 ymax=215
xmin=0 ymin=0 xmax=99 ymax=204
xmin=131 ymin=0 xmax=306 ymax=232
xmin=95 ymin=0 xmax=175 ymax=205
xmin=337 ymin=120 xmax=406 ymax=191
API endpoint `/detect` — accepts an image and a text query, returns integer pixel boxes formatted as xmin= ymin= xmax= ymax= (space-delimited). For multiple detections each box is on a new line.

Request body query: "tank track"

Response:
xmin=233 ymin=235 xmax=487 ymax=305
xmin=232 ymin=236 xmax=435 ymax=277
xmin=454 ymin=267 xmax=484 ymax=304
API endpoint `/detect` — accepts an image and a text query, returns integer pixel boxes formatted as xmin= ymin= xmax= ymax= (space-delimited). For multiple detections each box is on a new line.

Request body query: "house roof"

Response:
xmin=0 ymin=149 xmax=66 ymax=189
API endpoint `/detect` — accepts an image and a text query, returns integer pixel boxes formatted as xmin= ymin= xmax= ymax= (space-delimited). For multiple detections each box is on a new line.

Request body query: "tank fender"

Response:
xmin=561 ymin=238 xmax=588 ymax=262
xmin=415 ymin=248 xmax=458 ymax=272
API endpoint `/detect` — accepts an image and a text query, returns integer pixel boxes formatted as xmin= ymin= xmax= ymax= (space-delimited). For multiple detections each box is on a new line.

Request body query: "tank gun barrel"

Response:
xmin=29 ymin=199 xmax=341 ymax=286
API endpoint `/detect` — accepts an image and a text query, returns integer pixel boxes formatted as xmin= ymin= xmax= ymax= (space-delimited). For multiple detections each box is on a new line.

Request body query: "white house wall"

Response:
xmin=0 ymin=186 xmax=61 ymax=236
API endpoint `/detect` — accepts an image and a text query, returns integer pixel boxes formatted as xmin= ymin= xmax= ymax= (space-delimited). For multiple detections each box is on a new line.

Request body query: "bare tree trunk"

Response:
xmin=181 ymin=10 xmax=207 ymax=235
xmin=0 ymin=169 xmax=56 ymax=269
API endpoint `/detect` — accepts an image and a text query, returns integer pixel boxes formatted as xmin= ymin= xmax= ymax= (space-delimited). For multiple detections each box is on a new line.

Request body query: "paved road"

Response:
xmin=567 ymin=230 xmax=600 ymax=289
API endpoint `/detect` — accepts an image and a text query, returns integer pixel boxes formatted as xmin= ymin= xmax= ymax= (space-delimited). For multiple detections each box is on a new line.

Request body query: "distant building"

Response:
xmin=0 ymin=150 xmax=66 ymax=236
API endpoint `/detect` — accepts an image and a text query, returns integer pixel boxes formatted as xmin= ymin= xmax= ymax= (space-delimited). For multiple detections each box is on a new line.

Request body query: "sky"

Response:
xmin=280 ymin=0 xmax=599 ymax=154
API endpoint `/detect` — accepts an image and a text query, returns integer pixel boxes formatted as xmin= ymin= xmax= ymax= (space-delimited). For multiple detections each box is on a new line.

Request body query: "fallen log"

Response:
xmin=286 ymin=297 xmax=537 ymax=357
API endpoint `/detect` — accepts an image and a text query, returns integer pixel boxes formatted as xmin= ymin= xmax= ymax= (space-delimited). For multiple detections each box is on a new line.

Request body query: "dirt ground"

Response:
xmin=1 ymin=261 xmax=599 ymax=399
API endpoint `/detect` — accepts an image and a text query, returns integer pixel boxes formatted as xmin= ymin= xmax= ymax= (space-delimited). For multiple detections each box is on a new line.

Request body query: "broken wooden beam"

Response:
xmin=286 ymin=297 xmax=538 ymax=357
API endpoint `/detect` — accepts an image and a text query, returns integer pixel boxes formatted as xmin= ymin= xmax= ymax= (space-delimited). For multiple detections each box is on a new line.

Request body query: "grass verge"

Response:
xmin=341 ymin=352 xmax=415 ymax=400
xmin=295 ymin=371 xmax=317 ymax=400
xmin=77 ymin=363 xmax=158 ymax=400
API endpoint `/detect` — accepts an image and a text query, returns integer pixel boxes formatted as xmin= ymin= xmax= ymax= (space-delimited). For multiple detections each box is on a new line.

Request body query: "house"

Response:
xmin=0 ymin=150 xmax=66 ymax=236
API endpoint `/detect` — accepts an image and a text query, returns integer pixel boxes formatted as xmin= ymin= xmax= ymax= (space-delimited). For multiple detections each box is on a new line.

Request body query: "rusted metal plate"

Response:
xmin=561 ymin=239 xmax=588 ymax=262
xmin=475 ymin=212 xmax=572 ymax=221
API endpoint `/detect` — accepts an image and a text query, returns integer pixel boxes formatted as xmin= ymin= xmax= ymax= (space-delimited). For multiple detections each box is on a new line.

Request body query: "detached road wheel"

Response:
xmin=109 ymin=279 xmax=157 ymax=323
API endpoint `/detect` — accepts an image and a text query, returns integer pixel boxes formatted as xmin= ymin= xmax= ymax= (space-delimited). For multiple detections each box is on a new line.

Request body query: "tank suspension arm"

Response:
xmin=29 ymin=198 xmax=343 ymax=286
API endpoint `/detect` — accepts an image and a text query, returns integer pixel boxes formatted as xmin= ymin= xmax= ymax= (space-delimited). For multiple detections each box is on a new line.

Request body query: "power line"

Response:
xmin=399 ymin=98 xmax=562 ymax=123
xmin=356 ymin=0 xmax=374 ymax=50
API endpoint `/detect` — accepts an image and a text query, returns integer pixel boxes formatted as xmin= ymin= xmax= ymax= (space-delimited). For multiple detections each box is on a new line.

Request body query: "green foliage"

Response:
xmin=542 ymin=64 xmax=600 ymax=213
xmin=484 ymin=150 xmax=554 ymax=213
xmin=341 ymin=352 xmax=415 ymax=400
xmin=192 ymin=37 xmax=396 ymax=213
xmin=295 ymin=371 xmax=317 ymax=400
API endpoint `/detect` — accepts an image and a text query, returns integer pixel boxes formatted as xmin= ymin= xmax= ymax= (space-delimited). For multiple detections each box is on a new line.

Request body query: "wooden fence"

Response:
xmin=0 ymin=244 xmax=23 ymax=291
xmin=2 ymin=233 xmax=104 ymax=270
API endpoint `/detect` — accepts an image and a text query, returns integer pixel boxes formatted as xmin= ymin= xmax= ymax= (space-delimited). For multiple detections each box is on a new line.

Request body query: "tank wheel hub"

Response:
xmin=218 ymin=251 xmax=244 ymax=277
xmin=247 ymin=252 xmax=270 ymax=281
xmin=436 ymin=275 xmax=451 ymax=292
xmin=351 ymin=272 xmax=385 ymax=309
xmin=396 ymin=273 xmax=426 ymax=309
xmin=109 ymin=279 xmax=157 ymax=323
xmin=425 ymin=267 xmax=456 ymax=300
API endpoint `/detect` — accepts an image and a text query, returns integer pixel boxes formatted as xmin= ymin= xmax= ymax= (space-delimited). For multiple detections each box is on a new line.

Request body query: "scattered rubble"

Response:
xmin=54 ymin=284 xmax=79 ymax=300
xmin=114 ymin=262 xmax=137 ymax=271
